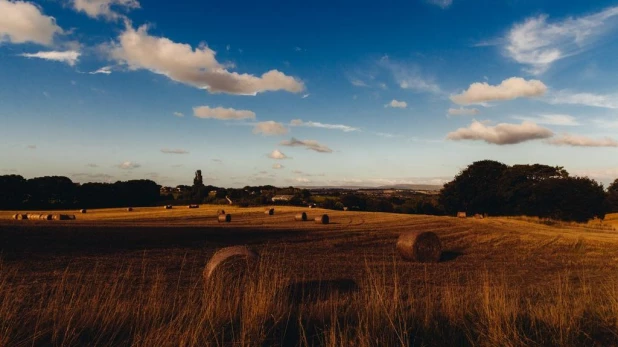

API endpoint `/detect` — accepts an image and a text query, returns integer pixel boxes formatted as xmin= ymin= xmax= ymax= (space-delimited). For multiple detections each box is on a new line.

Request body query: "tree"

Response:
xmin=605 ymin=178 xmax=618 ymax=213
xmin=0 ymin=175 xmax=27 ymax=209
xmin=533 ymin=177 xmax=606 ymax=222
xmin=439 ymin=160 xmax=508 ymax=215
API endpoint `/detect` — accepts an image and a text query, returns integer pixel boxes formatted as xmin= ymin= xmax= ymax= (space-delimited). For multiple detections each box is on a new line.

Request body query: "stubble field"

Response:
xmin=0 ymin=205 xmax=617 ymax=346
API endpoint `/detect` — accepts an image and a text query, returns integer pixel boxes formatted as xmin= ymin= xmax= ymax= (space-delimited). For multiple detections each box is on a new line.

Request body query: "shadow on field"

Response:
xmin=0 ymin=224 xmax=306 ymax=258
xmin=280 ymin=278 xmax=359 ymax=304
xmin=440 ymin=250 xmax=464 ymax=262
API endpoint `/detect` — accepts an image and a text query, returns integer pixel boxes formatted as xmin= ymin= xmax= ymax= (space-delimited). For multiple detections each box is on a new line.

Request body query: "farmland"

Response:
xmin=1 ymin=206 xmax=618 ymax=346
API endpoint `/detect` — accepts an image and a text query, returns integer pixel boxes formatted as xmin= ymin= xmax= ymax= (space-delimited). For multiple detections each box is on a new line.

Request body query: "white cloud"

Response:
xmin=385 ymin=99 xmax=407 ymax=109
xmin=0 ymin=0 xmax=64 ymax=45
xmin=450 ymin=77 xmax=547 ymax=105
xmin=290 ymin=119 xmax=360 ymax=132
xmin=160 ymin=148 xmax=189 ymax=154
xmin=193 ymin=106 xmax=256 ymax=120
xmin=21 ymin=50 xmax=80 ymax=66
xmin=512 ymin=114 xmax=580 ymax=126
xmin=90 ymin=66 xmax=112 ymax=74
xmin=253 ymin=121 xmax=288 ymax=136
xmin=427 ymin=0 xmax=452 ymax=9
xmin=295 ymin=177 xmax=311 ymax=183
xmin=447 ymin=120 xmax=553 ymax=145
xmin=109 ymin=24 xmax=304 ymax=95
xmin=268 ymin=149 xmax=289 ymax=160
xmin=173 ymin=111 xmax=184 ymax=117
xmin=116 ymin=161 xmax=140 ymax=169
xmin=505 ymin=7 xmax=618 ymax=74
xmin=548 ymin=90 xmax=618 ymax=109
xmin=72 ymin=0 xmax=139 ymax=20
xmin=272 ymin=163 xmax=284 ymax=169
xmin=447 ymin=107 xmax=480 ymax=116
xmin=280 ymin=137 xmax=333 ymax=153
xmin=302 ymin=93 xmax=310 ymax=98
xmin=547 ymin=134 xmax=618 ymax=147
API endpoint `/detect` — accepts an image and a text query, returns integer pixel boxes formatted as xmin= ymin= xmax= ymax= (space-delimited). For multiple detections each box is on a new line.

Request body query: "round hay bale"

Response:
xmin=67 ymin=215 xmax=76 ymax=220
xmin=217 ymin=209 xmax=226 ymax=215
xmin=164 ymin=205 xmax=173 ymax=210
xmin=315 ymin=214 xmax=329 ymax=224
xmin=41 ymin=214 xmax=52 ymax=220
xmin=265 ymin=208 xmax=274 ymax=215
xmin=203 ymin=246 xmax=259 ymax=284
xmin=16 ymin=214 xmax=26 ymax=220
xmin=396 ymin=231 xmax=442 ymax=263
xmin=294 ymin=212 xmax=308 ymax=221
xmin=218 ymin=214 xmax=232 ymax=223
xmin=27 ymin=214 xmax=39 ymax=220
xmin=80 ymin=209 xmax=87 ymax=214
xmin=188 ymin=204 xmax=199 ymax=209
xmin=127 ymin=207 xmax=133 ymax=212
xmin=52 ymin=214 xmax=61 ymax=220
xmin=457 ymin=212 xmax=466 ymax=218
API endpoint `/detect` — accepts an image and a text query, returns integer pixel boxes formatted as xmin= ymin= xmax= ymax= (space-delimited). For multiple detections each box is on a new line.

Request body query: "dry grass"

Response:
xmin=1 ymin=207 xmax=618 ymax=346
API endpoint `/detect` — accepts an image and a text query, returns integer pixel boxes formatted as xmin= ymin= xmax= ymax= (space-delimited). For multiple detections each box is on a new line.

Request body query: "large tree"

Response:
xmin=606 ymin=178 xmax=618 ymax=213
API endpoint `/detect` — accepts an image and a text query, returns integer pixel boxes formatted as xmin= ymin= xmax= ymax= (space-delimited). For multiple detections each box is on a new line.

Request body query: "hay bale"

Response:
xmin=16 ymin=214 xmax=26 ymax=220
xmin=127 ymin=207 xmax=133 ymax=212
xmin=26 ymin=214 xmax=39 ymax=220
xmin=457 ymin=212 xmax=466 ymax=218
xmin=41 ymin=214 xmax=52 ymax=220
xmin=164 ymin=205 xmax=173 ymax=210
xmin=294 ymin=212 xmax=308 ymax=221
xmin=474 ymin=213 xmax=483 ymax=219
xmin=80 ymin=209 xmax=87 ymax=214
xmin=203 ymin=246 xmax=259 ymax=284
xmin=188 ymin=204 xmax=199 ymax=209
xmin=265 ymin=208 xmax=274 ymax=215
xmin=218 ymin=214 xmax=232 ymax=223
xmin=217 ymin=209 xmax=226 ymax=215
xmin=52 ymin=214 xmax=74 ymax=220
xmin=396 ymin=231 xmax=442 ymax=262
xmin=315 ymin=214 xmax=329 ymax=224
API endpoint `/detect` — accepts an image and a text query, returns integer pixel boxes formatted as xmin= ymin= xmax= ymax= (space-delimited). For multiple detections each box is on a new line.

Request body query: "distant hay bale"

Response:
xmin=474 ymin=214 xmax=483 ymax=219
xmin=265 ymin=208 xmax=274 ymax=215
xmin=203 ymin=246 xmax=259 ymax=285
xmin=218 ymin=214 xmax=232 ymax=223
xmin=217 ymin=209 xmax=226 ymax=215
xmin=80 ymin=209 xmax=87 ymax=214
xmin=16 ymin=214 xmax=26 ymax=220
xmin=127 ymin=207 xmax=133 ymax=212
xmin=396 ymin=231 xmax=442 ymax=263
xmin=315 ymin=214 xmax=329 ymax=224
xmin=52 ymin=214 xmax=74 ymax=221
xmin=457 ymin=212 xmax=466 ymax=218
xmin=26 ymin=214 xmax=39 ymax=220
xmin=164 ymin=205 xmax=173 ymax=210
xmin=294 ymin=212 xmax=308 ymax=221
xmin=188 ymin=204 xmax=199 ymax=209
xmin=41 ymin=214 xmax=52 ymax=220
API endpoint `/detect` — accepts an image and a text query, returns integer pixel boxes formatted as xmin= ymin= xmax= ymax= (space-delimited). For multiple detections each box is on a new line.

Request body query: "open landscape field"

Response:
xmin=1 ymin=206 xmax=618 ymax=346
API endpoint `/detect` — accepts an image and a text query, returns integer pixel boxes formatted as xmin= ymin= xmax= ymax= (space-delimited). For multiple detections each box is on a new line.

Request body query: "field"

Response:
xmin=1 ymin=206 xmax=618 ymax=346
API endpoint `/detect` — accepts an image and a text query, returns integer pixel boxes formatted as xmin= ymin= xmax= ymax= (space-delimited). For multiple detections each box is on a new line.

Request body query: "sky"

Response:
xmin=1 ymin=0 xmax=618 ymax=188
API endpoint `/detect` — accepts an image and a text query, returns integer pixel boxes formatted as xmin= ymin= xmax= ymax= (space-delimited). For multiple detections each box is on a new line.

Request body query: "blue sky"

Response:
xmin=1 ymin=0 xmax=618 ymax=187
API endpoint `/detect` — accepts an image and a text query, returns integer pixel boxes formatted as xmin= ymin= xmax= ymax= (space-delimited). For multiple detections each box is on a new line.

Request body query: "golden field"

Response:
xmin=0 ymin=206 xmax=617 ymax=346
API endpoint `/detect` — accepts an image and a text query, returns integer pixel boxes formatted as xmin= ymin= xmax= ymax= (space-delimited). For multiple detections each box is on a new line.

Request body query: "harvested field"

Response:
xmin=0 ymin=206 xmax=617 ymax=346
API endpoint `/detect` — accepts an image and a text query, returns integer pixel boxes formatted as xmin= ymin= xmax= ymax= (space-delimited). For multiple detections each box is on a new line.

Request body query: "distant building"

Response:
xmin=193 ymin=170 xmax=204 ymax=187
xmin=272 ymin=195 xmax=294 ymax=202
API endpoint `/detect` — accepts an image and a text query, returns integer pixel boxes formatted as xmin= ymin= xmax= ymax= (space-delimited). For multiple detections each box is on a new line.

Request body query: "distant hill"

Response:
xmin=298 ymin=184 xmax=443 ymax=191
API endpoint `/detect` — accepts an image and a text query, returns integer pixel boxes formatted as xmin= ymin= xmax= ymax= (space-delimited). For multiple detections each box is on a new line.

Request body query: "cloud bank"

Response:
xmin=450 ymin=77 xmax=547 ymax=105
xmin=447 ymin=120 xmax=553 ymax=145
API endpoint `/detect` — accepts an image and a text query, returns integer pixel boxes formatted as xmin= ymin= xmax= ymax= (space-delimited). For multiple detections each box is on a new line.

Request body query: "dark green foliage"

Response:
xmin=0 ymin=175 xmax=27 ymax=209
xmin=607 ymin=179 xmax=618 ymax=213
xmin=532 ymin=177 xmax=606 ymax=222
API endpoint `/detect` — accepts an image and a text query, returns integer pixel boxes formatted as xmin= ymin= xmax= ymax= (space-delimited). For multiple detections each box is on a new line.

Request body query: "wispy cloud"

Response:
xmin=280 ymin=137 xmax=333 ymax=153
xmin=504 ymin=6 xmax=618 ymax=74
xmin=427 ymin=0 xmax=452 ymax=9
xmin=26 ymin=145 xmax=36 ymax=149
xmin=379 ymin=56 xmax=441 ymax=94
xmin=173 ymin=111 xmax=184 ymax=117
xmin=302 ymin=93 xmax=310 ymax=99
xmin=86 ymin=163 xmax=98 ymax=168
xmin=21 ymin=51 xmax=80 ymax=66
xmin=253 ymin=121 xmax=288 ymax=136
xmin=447 ymin=120 xmax=553 ymax=145
xmin=451 ymin=77 xmax=547 ymax=105
xmin=71 ymin=0 xmax=140 ymax=20
xmin=512 ymin=114 xmax=580 ymax=126
xmin=548 ymin=90 xmax=618 ymax=109
xmin=385 ymin=99 xmax=407 ymax=109
xmin=547 ymin=134 xmax=618 ymax=147
xmin=268 ymin=149 xmax=290 ymax=160
xmin=161 ymin=148 xmax=189 ymax=154
xmin=193 ymin=106 xmax=256 ymax=120
xmin=71 ymin=173 xmax=115 ymax=183
xmin=290 ymin=119 xmax=360 ymax=132
xmin=90 ymin=66 xmax=112 ymax=74
xmin=116 ymin=161 xmax=141 ymax=169
xmin=447 ymin=107 xmax=480 ymax=116
xmin=272 ymin=163 xmax=284 ymax=169
xmin=349 ymin=78 xmax=369 ymax=87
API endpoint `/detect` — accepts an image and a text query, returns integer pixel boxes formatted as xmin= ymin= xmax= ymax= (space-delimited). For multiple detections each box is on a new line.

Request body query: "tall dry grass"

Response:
xmin=1 ymin=252 xmax=617 ymax=346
